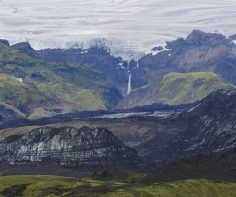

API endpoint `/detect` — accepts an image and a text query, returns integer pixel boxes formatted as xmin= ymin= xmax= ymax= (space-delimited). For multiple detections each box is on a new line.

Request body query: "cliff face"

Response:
xmin=0 ymin=126 xmax=148 ymax=171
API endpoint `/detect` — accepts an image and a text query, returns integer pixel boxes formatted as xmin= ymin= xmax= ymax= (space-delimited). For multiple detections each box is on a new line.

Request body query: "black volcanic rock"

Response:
xmin=139 ymin=90 xmax=236 ymax=165
xmin=11 ymin=42 xmax=35 ymax=56
xmin=185 ymin=30 xmax=226 ymax=45
xmin=0 ymin=39 xmax=10 ymax=47
xmin=0 ymin=126 xmax=150 ymax=171
xmin=152 ymin=46 xmax=163 ymax=51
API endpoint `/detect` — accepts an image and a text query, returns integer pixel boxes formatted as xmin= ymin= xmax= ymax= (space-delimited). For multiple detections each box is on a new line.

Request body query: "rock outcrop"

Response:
xmin=0 ymin=126 xmax=150 ymax=171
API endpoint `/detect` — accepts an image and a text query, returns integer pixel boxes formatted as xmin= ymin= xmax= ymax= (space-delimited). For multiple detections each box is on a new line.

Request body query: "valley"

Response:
xmin=0 ymin=30 xmax=236 ymax=196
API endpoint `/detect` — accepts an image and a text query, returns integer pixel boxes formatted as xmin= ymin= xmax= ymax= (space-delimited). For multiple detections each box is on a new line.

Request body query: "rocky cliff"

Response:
xmin=0 ymin=126 xmax=149 ymax=171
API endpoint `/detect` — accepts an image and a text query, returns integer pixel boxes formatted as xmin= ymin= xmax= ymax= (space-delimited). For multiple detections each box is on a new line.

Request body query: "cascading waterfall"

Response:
xmin=127 ymin=61 xmax=132 ymax=95
xmin=127 ymin=71 xmax=132 ymax=94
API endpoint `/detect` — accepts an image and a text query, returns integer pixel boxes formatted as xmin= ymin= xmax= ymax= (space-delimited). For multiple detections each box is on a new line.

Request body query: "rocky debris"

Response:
xmin=0 ymin=126 xmax=151 ymax=171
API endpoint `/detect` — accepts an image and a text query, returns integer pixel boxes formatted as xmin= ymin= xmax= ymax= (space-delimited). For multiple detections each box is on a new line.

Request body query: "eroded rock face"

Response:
xmin=0 ymin=126 xmax=149 ymax=171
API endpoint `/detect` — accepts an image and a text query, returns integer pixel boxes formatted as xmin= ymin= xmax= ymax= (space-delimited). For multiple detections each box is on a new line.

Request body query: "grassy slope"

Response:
xmin=0 ymin=73 xmax=48 ymax=113
xmin=0 ymin=176 xmax=235 ymax=197
xmin=0 ymin=44 xmax=119 ymax=118
xmin=158 ymin=72 xmax=233 ymax=105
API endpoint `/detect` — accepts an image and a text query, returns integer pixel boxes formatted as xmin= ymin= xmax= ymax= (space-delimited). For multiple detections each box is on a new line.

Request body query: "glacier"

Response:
xmin=0 ymin=0 xmax=236 ymax=57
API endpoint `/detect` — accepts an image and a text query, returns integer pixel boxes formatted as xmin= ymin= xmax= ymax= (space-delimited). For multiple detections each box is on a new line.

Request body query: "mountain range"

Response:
xmin=119 ymin=30 xmax=236 ymax=108
xmin=0 ymin=40 xmax=122 ymax=120
xmin=1 ymin=30 xmax=236 ymax=120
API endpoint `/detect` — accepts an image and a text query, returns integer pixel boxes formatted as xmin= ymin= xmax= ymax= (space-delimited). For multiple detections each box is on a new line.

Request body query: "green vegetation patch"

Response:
xmin=158 ymin=72 xmax=234 ymax=105
xmin=0 ymin=176 xmax=235 ymax=197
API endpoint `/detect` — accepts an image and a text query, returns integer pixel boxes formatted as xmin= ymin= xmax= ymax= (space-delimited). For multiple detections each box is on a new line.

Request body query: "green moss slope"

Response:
xmin=158 ymin=72 xmax=233 ymax=105
xmin=0 ymin=176 xmax=235 ymax=197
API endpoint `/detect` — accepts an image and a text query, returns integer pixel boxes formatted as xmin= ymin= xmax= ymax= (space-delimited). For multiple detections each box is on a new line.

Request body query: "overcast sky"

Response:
xmin=0 ymin=0 xmax=236 ymax=52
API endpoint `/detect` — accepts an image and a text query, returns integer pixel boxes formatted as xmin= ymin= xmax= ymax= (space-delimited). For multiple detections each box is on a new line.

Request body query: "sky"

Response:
xmin=0 ymin=0 xmax=236 ymax=53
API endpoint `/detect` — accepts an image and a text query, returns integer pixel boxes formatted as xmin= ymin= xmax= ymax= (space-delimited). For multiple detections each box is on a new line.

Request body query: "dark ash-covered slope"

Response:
xmin=139 ymin=90 xmax=236 ymax=165
xmin=144 ymin=148 xmax=236 ymax=183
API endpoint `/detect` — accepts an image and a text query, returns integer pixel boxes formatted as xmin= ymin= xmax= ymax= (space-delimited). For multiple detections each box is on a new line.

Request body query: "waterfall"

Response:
xmin=127 ymin=71 xmax=132 ymax=94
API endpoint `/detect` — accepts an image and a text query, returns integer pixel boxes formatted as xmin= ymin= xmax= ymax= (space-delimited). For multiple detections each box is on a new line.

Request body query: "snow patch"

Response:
xmin=151 ymin=50 xmax=160 ymax=56
xmin=12 ymin=76 xmax=23 ymax=83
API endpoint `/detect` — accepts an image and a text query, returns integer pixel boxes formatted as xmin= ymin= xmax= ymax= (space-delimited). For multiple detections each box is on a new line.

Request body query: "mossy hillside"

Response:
xmin=0 ymin=43 xmax=120 ymax=117
xmin=0 ymin=73 xmax=48 ymax=113
xmin=0 ymin=176 xmax=235 ymax=197
xmin=158 ymin=72 xmax=233 ymax=105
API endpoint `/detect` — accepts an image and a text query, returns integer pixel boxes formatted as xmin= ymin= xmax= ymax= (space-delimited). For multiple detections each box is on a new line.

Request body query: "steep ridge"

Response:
xmin=0 ymin=126 xmax=150 ymax=173
xmin=139 ymin=90 xmax=236 ymax=165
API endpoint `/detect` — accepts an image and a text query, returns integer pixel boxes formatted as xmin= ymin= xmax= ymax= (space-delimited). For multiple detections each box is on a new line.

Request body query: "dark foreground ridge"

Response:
xmin=0 ymin=126 xmax=151 ymax=175
xmin=139 ymin=90 xmax=236 ymax=164
xmin=144 ymin=148 xmax=236 ymax=183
